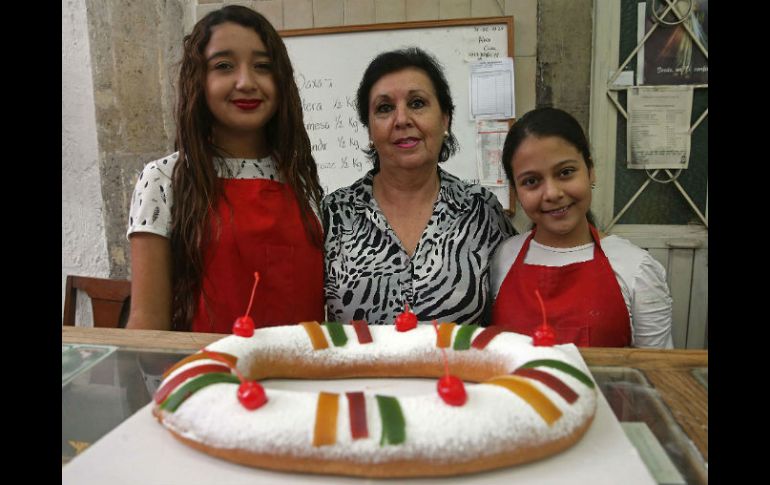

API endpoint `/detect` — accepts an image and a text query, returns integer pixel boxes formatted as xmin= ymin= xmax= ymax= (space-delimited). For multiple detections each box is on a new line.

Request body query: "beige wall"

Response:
xmin=62 ymin=0 xmax=111 ymax=321
xmin=62 ymin=0 xmax=593 ymax=322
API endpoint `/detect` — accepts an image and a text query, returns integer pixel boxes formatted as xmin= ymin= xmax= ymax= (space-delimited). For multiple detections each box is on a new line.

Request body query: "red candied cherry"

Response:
xmin=533 ymin=324 xmax=556 ymax=347
xmin=238 ymin=380 xmax=267 ymax=410
xmin=532 ymin=289 xmax=556 ymax=347
xmin=395 ymin=303 xmax=418 ymax=332
xmin=232 ymin=272 xmax=260 ymax=337
xmin=233 ymin=316 xmax=255 ymax=337
xmin=430 ymin=319 xmax=468 ymax=407
xmin=437 ymin=374 xmax=467 ymax=406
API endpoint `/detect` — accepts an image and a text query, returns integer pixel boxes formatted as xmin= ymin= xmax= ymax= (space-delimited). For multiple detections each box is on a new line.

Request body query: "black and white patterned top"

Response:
xmin=322 ymin=168 xmax=515 ymax=326
xmin=126 ymin=152 xmax=281 ymax=239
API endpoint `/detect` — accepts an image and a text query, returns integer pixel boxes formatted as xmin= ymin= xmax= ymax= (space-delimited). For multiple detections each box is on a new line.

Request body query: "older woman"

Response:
xmin=322 ymin=48 xmax=514 ymax=326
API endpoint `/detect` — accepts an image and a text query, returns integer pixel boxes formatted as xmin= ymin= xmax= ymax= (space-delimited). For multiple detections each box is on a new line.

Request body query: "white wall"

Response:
xmin=62 ymin=0 xmax=110 ymax=325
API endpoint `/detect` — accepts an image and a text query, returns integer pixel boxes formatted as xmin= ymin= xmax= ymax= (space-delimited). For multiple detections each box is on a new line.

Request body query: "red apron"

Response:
xmin=491 ymin=225 xmax=631 ymax=347
xmin=192 ymin=178 xmax=324 ymax=333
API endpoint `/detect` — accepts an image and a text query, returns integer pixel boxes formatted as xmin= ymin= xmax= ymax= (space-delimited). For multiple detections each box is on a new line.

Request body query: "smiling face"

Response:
xmin=510 ymin=135 xmax=596 ymax=248
xmin=204 ymin=22 xmax=278 ymax=156
xmin=367 ymin=68 xmax=449 ymax=173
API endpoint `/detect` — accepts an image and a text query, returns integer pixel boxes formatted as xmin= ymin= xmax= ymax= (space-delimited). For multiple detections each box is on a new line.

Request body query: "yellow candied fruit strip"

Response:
xmin=313 ymin=392 xmax=339 ymax=446
xmin=436 ymin=322 xmax=456 ymax=348
xmin=301 ymin=321 xmax=329 ymax=350
xmin=486 ymin=375 xmax=563 ymax=425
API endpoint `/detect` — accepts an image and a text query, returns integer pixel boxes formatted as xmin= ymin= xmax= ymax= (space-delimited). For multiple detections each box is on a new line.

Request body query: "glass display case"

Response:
xmin=591 ymin=367 xmax=707 ymax=485
xmin=62 ymin=343 xmax=707 ymax=483
xmin=62 ymin=346 xmax=192 ymax=465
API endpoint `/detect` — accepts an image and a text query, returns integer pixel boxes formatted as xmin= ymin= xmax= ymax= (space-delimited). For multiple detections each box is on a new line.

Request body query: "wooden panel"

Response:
xmin=608 ymin=225 xmax=707 ymax=249
xmin=668 ymin=249 xmax=694 ymax=348
xmin=63 ymin=275 xmax=131 ymax=328
xmin=686 ymin=248 xmax=708 ymax=349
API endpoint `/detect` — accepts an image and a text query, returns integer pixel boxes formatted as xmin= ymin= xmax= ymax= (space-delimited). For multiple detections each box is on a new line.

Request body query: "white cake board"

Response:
xmin=62 ymin=347 xmax=656 ymax=485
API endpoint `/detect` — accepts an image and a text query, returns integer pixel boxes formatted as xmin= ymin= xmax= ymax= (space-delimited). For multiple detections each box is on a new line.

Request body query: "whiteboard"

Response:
xmin=281 ymin=18 xmax=514 ymax=206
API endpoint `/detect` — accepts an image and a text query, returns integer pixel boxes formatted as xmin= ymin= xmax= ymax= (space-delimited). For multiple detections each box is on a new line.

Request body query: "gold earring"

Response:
xmin=443 ymin=131 xmax=449 ymax=139
xmin=368 ymin=140 xmax=375 ymax=149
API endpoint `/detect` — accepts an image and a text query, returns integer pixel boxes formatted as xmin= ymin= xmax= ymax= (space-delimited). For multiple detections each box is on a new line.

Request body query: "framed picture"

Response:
xmin=639 ymin=0 xmax=708 ymax=85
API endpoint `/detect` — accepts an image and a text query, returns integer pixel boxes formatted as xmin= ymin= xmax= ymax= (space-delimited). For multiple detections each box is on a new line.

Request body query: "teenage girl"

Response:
xmin=490 ymin=108 xmax=673 ymax=348
xmin=126 ymin=6 xmax=324 ymax=332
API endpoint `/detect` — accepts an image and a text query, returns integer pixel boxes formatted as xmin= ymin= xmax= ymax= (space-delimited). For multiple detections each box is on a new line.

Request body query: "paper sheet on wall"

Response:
xmin=476 ymin=120 xmax=510 ymax=210
xmin=627 ymin=86 xmax=693 ymax=169
xmin=469 ymin=59 xmax=515 ymax=120
xmin=476 ymin=120 xmax=508 ymax=184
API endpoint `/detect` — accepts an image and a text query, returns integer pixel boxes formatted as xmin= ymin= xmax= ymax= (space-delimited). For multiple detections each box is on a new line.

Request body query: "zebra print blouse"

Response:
xmin=322 ymin=168 xmax=515 ymax=326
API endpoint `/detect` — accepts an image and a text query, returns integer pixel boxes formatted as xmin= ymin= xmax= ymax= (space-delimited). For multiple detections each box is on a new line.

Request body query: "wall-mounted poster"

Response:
xmin=627 ymin=86 xmax=693 ymax=170
xmin=640 ymin=0 xmax=708 ymax=85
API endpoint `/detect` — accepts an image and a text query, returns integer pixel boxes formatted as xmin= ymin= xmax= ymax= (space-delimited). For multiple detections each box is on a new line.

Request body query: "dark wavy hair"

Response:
xmin=355 ymin=47 xmax=458 ymax=171
xmin=170 ymin=5 xmax=323 ymax=331
xmin=501 ymin=107 xmax=596 ymax=226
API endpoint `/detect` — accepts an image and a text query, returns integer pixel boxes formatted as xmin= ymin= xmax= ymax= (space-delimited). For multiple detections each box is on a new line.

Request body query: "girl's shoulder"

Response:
xmin=601 ymin=235 xmax=665 ymax=275
xmin=140 ymin=152 xmax=179 ymax=180
xmin=492 ymin=231 xmax=531 ymax=263
xmin=497 ymin=231 xmax=531 ymax=252
xmin=601 ymin=234 xmax=647 ymax=261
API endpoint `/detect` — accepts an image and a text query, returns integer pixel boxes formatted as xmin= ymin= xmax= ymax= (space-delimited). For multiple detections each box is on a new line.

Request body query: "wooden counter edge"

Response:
xmin=62 ymin=327 xmax=221 ymax=352
xmin=63 ymin=327 xmax=707 ymax=367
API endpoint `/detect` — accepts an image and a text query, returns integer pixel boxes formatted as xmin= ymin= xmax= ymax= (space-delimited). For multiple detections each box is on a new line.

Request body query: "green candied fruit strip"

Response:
xmin=323 ymin=321 xmax=348 ymax=347
xmin=453 ymin=324 xmax=480 ymax=350
xmin=160 ymin=372 xmax=241 ymax=412
xmin=519 ymin=359 xmax=595 ymax=389
xmin=375 ymin=395 xmax=406 ymax=445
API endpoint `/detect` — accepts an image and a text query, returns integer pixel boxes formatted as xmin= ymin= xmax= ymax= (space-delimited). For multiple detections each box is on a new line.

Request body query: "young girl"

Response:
xmin=490 ymin=108 xmax=673 ymax=348
xmin=126 ymin=6 xmax=324 ymax=332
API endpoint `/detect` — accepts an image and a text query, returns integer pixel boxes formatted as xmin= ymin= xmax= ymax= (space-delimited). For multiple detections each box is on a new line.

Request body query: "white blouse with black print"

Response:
xmin=126 ymin=152 xmax=281 ymax=239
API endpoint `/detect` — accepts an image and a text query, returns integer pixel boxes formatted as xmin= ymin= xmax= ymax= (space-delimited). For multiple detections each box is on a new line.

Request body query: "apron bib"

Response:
xmin=491 ymin=225 xmax=630 ymax=347
xmin=193 ymin=178 xmax=324 ymax=333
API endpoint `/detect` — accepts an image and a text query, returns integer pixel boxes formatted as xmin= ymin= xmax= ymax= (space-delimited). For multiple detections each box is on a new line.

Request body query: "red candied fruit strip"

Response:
xmin=154 ymin=364 xmax=232 ymax=404
xmin=513 ymin=368 xmax=578 ymax=404
xmin=351 ymin=320 xmax=373 ymax=344
xmin=346 ymin=391 xmax=369 ymax=439
xmin=470 ymin=326 xmax=505 ymax=350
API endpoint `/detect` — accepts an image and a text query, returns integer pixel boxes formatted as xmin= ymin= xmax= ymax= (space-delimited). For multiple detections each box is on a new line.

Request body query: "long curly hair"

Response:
xmin=170 ymin=5 xmax=322 ymax=331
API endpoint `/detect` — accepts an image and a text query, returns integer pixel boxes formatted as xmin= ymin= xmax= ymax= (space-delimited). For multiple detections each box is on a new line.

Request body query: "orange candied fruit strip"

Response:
xmin=301 ymin=321 xmax=329 ymax=350
xmin=486 ymin=375 xmax=563 ymax=425
xmin=436 ymin=322 xmax=456 ymax=348
xmin=313 ymin=392 xmax=339 ymax=446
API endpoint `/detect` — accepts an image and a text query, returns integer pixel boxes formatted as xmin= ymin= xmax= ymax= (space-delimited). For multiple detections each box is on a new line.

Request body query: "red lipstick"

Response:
xmin=232 ymin=99 xmax=261 ymax=110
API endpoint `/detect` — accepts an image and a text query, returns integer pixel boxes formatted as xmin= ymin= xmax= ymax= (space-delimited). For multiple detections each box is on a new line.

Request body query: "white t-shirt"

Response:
xmin=490 ymin=231 xmax=674 ymax=349
xmin=126 ymin=152 xmax=282 ymax=239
